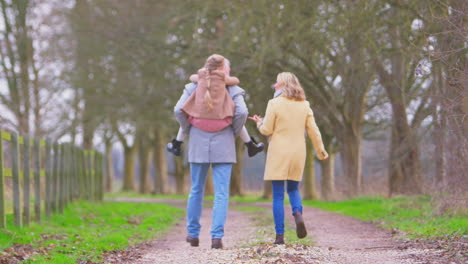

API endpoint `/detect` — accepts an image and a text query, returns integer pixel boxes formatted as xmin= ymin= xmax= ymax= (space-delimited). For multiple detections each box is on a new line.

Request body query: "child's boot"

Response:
xmin=245 ymin=137 xmax=264 ymax=157
xmin=167 ymin=139 xmax=183 ymax=156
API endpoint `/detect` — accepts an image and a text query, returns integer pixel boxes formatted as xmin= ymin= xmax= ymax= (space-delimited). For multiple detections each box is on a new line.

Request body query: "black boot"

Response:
xmin=167 ymin=139 xmax=183 ymax=156
xmin=245 ymin=137 xmax=264 ymax=157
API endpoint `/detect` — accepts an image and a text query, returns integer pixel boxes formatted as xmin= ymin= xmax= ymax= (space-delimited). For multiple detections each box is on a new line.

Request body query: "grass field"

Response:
xmin=105 ymin=191 xmax=270 ymax=203
xmin=0 ymin=201 xmax=183 ymax=263
xmin=304 ymin=196 xmax=468 ymax=238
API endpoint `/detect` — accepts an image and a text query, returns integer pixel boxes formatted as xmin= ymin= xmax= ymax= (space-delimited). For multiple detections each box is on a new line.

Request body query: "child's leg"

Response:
xmin=286 ymin=180 xmax=303 ymax=215
xmin=272 ymin=181 xmax=285 ymax=235
xmin=239 ymin=126 xmax=251 ymax=143
xmin=176 ymin=127 xmax=186 ymax=142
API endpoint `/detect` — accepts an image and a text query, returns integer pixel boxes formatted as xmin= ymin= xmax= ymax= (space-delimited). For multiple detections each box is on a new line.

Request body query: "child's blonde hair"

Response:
xmin=277 ymin=72 xmax=306 ymax=101
xmin=204 ymin=54 xmax=225 ymax=109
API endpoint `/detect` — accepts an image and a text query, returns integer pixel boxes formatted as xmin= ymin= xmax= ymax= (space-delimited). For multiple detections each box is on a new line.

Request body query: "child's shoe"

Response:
xmin=167 ymin=139 xmax=183 ymax=156
xmin=245 ymin=137 xmax=264 ymax=157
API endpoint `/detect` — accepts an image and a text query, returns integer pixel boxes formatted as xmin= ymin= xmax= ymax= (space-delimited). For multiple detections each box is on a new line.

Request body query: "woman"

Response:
xmin=174 ymin=56 xmax=249 ymax=249
xmin=249 ymin=72 xmax=328 ymax=244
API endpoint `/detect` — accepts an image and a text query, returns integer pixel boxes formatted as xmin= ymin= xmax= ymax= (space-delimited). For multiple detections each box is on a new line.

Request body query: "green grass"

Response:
xmin=105 ymin=191 xmax=187 ymax=200
xmin=105 ymin=192 xmax=270 ymax=204
xmin=0 ymin=201 xmax=183 ymax=263
xmin=304 ymin=196 xmax=468 ymax=238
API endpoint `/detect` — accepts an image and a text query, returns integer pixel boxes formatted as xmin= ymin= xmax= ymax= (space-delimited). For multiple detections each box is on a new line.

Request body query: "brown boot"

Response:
xmin=211 ymin=238 xmax=223 ymax=249
xmin=293 ymin=211 xmax=307 ymax=238
xmin=186 ymin=236 xmax=199 ymax=247
xmin=274 ymin=234 xmax=285 ymax=244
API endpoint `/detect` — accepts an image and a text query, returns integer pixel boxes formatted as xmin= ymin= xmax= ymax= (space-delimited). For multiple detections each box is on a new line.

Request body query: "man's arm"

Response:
xmin=174 ymin=83 xmax=196 ymax=133
xmin=230 ymin=86 xmax=248 ymax=136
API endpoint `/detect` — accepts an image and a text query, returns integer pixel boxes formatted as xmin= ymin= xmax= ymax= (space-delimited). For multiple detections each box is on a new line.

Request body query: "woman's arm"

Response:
xmin=225 ymin=76 xmax=240 ymax=86
xmin=256 ymin=100 xmax=276 ymax=136
xmin=306 ymin=105 xmax=328 ymax=160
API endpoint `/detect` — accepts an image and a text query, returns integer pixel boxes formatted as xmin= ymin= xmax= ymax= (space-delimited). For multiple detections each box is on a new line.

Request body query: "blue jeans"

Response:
xmin=187 ymin=163 xmax=232 ymax=239
xmin=272 ymin=180 xmax=303 ymax=235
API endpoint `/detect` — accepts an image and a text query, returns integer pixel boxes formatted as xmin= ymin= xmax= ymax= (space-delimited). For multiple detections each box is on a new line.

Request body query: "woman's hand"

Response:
xmin=318 ymin=150 xmax=329 ymax=160
xmin=248 ymin=115 xmax=263 ymax=123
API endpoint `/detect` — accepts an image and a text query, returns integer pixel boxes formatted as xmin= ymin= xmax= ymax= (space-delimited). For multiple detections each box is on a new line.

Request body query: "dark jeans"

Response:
xmin=271 ymin=180 xmax=303 ymax=235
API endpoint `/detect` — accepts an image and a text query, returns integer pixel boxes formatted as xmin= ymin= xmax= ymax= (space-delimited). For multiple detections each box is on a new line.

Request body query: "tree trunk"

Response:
xmin=138 ymin=137 xmax=151 ymax=194
xmin=153 ymin=131 xmax=169 ymax=194
xmin=320 ymin=153 xmax=335 ymax=201
xmin=122 ymin=145 xmax=136 ymax=191
xmin=230 ymin=139 xmax=244 ymax=196
xmin=388 ymin=121 xmax=422 ymax=195
xmin=17 ymin=2 xmax=30 ymax=135
xmin=303 ymin=141 xmax=319 ymax=200
xmin=340 ymin=133 xmax=362 ymax=197
xmin=82 ymin=103 xmax=95 ymax=150
xmin=262 ymin=182 xmax=272 ymax=199
xmin=174 ymin=158 xmax=187 ymax=195
xmin=104 ymin=139 xmax=113 ymax=192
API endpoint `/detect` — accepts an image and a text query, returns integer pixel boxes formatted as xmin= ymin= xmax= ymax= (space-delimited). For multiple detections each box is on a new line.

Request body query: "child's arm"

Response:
xmin=189 ymin=74 xmax=199 ymax=83
xmin=225 ymin=76 xmax=240 ymax=86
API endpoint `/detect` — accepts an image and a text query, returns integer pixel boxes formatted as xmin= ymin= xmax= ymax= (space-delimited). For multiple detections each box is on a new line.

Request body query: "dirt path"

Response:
xmin=107 ymin=198 xmax=445 ymax=264
xmin=286 ymin=206 xmax=436 ymax=264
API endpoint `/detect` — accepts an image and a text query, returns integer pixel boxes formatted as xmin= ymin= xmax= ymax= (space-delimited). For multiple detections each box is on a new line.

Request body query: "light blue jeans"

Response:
xmin=187 ymin=163 xmax=232 ymax=239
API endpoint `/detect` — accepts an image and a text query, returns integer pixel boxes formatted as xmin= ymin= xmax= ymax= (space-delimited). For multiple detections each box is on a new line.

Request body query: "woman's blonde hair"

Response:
xmin=204 ymin=54 xmax=225 ymax=109
xmin=277 ymin=72 xmax=306 ymax=101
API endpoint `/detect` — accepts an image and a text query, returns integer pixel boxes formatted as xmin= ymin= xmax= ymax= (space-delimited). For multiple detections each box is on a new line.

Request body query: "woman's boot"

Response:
xmin=293 ymin=211 xmax=307 ymax=238
xmin=245 ymin=137 xmax=264 ymax=157
xmin=274 ymin=234 xmax=285 ymax=244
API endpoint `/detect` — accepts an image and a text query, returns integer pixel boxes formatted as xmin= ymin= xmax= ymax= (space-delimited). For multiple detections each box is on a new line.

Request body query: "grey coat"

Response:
xmin=174 ymin=83 xmax=248 ymax=163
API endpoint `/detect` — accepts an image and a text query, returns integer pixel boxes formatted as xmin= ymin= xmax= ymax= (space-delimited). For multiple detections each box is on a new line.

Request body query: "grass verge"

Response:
xmin=105 ymin=192 xmax=270 ymax=204
xmin=303 ymin=196 xmax=468 ymax=238
xmin=0 ymin=201 xmax=183 ymax=263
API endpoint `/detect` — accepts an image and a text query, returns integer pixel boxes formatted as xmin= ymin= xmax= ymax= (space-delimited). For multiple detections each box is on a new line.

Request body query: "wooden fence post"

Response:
xmin=45 ymin=140 xmax=52 ymax=219
xmin=0 ymin=131 xmax=6 ymax=228
xmin=11 ymin=132 xmax=21 ymax=227
xmin=63 ymin=144 xmax=69 ymax=207
xmin=71 ymin=147 xmax=77 ymax=199
xmin=80 ymin=150 xmax=86 ymax=200
xmin=52 ymin=142 xmax=59 ymax=213
xmin=22 ymin=136 xmax=31 ymax=226
xmin=34 ymin=139 xmax=41 ymax=223
xmin=100 ymin=153 xmax=104 ymax=201
xmin=94 ymin=152 xmax=98 ymax=200
xmin=85 ymin=151 xmax=91 ymax=200
xmin=58 ymin=144 xmax=64 ymax=213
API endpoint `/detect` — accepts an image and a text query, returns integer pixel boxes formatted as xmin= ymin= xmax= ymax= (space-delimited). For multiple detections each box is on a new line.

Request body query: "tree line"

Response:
xmin=0 ymin=0 xmax=465 ymax=200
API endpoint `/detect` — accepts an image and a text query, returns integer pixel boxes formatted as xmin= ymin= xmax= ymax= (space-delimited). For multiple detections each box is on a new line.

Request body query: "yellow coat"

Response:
xmin=257 ymin=96 xmax=327 ymax=181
